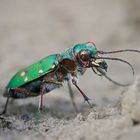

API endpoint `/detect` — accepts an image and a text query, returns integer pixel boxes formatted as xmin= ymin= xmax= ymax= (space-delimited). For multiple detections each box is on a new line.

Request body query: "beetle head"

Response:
xmin=73 ymin=42 xmax=140 ymax=86
xmin=73 ymin=42 xmax=108 ymax=76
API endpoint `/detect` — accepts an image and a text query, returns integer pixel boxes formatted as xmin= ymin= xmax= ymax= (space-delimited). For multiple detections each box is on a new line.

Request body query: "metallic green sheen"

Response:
xmin=60 ymin=48 xmax=74 ymax=60
xmin=6 ymin=43 xmax=97 ymax=90
xmin=73 ymin=43 xmax=97 ymax=56
xmin=6 ymin=54 xmax=59 ymax=89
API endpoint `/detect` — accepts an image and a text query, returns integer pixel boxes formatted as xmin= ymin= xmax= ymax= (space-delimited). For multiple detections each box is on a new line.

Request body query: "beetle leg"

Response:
xmin=0 ymin=96 xmax=10 ymax=115
xmin=67 ymin=80 xmax=78 ymax=112
xmin=39 ymin=80 xmax=46 ymax=111
xmin=72 ymin=78 xmax=95 ymax=109
xmin=38 ymin=80 xmax=62 ymax=111
xmin=1 ymin=88 xmax=39 ymax=115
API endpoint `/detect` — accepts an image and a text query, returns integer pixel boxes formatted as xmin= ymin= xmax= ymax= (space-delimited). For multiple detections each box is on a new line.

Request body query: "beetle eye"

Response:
xmin=79 ymin=50 xmax=91 ymax=61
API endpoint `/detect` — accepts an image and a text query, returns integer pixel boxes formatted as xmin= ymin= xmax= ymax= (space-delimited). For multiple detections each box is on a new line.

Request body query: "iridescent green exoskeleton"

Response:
xmin=1 ymin=42 xmax=140 ymax=114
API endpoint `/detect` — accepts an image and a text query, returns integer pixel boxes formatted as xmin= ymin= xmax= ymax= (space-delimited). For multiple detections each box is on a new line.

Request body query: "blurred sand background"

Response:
xmin=0 ymin=0 xmax=140 ymax=140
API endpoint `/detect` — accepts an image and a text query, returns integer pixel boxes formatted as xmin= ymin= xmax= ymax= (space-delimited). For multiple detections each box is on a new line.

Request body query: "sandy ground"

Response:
xmin=0 ymin=0 xmax=140 ymax=140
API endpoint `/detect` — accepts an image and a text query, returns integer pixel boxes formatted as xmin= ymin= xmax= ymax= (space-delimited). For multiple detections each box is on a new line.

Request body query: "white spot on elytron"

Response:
xmin=20 ymin=71 xmax=26 ymax=77
xmin=24 ymin=77 xmax=28 ymax=82
xmin=52 ymin=65 xmax=55 ymax=69
xmin=38 ymin=69 xmax=43 ymax=73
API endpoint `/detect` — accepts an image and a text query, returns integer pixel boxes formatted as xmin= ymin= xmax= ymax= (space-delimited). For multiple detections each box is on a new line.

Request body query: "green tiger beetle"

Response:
xmin=1 ymin=42 xmax=140 ymax=115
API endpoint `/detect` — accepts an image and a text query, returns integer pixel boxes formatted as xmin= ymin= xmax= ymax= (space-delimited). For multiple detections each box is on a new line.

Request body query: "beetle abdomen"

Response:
xmin=4 ymin=79 xmax=62 ymax=99
xmin=4 ymin=88 xmax=39 ymax=99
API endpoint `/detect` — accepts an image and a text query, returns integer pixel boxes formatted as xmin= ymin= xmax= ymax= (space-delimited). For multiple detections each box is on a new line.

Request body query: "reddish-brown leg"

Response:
xmin=39 ymin=80 xmax=62 ymax=111
xmin=72 ymin=79 xmax=95 ymax=109
xmin=39 ymin=80 xmax=46 ymax=111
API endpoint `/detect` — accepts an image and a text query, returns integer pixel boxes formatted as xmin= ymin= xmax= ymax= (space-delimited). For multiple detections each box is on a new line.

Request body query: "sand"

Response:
xmin=0 ymin=0 xmax=140 ymax=140
xmin=0 ymin=77 xmax=140 ymax=140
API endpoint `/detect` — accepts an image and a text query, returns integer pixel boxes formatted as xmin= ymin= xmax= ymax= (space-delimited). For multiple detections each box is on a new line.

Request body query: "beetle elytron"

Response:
xmin=1 ymin=42 xmax=140 ymax=114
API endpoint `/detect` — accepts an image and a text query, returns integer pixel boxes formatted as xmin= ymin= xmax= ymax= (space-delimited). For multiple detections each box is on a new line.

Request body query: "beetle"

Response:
xmin=1 ymin=42 xmax=140 ymax=114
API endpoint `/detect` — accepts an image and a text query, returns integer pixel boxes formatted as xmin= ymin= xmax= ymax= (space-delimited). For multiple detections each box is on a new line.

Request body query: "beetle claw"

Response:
xmin=86 ymin=99 xmax=96 ymax=109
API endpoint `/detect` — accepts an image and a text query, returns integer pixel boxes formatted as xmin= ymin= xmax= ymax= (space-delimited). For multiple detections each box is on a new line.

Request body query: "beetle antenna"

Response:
xmin=96 ymin=57 xmax=135 ymax=75
xmin=92 ymin=67 xmax=130 ymax=87
xmin=98 ymin=49 xmax=140 ymax=54
xmin=103 ymin=73 xmax=130 ymax=87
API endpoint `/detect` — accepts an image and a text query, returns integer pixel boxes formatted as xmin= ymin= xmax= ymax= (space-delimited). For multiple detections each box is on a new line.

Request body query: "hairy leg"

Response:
xmin=38 ymin=80 xmax=62 ymax=111
xmin=72 ymin=79 xmax=95 ymax=109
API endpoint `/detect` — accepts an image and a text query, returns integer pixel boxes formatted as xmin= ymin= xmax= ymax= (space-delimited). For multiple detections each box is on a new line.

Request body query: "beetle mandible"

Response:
xmin=1 ymin=42 xmax=140 ymax=114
